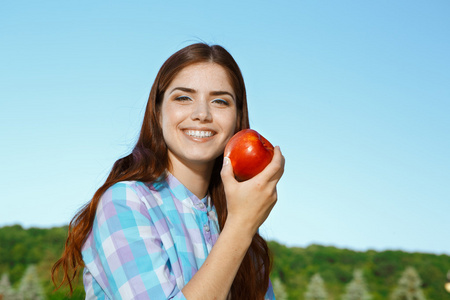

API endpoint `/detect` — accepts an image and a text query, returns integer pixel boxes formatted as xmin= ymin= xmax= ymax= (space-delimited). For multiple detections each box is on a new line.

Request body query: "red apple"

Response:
xmin=224 ymin=129 xmax=274 ymax=181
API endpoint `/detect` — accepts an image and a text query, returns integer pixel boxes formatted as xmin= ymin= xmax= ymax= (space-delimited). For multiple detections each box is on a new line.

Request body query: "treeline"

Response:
xmin=1 ymin=225 xmax=449 ymax=299
xmin=268 ymin=241 xmax=450 ymax=299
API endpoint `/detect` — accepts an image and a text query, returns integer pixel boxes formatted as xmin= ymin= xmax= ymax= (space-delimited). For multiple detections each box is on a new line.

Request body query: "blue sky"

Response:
xmin=1 ymin=1 xmax=449 ymax=255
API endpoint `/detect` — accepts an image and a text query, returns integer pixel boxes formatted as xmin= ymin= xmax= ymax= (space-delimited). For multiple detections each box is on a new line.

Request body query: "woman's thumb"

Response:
xmin=220 ymin=156 xmax=235 ymax=183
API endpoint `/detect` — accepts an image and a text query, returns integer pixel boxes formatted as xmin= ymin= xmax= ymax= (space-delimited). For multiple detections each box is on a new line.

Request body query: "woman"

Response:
xmin=52 ymin=43 xmax=285 ymax=299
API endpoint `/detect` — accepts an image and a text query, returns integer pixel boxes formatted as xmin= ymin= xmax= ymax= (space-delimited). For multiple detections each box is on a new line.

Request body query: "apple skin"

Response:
xmin=224 ymin=129 xmax=274 ymax=181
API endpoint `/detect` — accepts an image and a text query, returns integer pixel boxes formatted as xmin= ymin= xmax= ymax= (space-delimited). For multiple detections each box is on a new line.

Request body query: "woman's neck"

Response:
xmin=168 ymin=157 xmax=214 ymax=199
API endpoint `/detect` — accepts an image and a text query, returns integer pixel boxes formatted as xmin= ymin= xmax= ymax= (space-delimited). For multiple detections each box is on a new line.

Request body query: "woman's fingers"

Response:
xmin=254 ymin=146 xmax=285 ymax=183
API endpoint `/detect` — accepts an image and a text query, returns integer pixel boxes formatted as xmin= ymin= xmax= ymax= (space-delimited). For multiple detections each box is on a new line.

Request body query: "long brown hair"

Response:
xmin=52 ymin=43 xmax=272 ymax=299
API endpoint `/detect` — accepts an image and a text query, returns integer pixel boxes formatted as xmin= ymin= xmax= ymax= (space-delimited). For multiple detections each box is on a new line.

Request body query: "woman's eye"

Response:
xmin=175 ymin=96 xmax=192 ymax=101
xmin=212 ymin=98 xmax=229 ymax=106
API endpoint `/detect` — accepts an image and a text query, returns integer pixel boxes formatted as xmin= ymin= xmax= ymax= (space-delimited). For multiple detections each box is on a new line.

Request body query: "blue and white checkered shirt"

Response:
xmin=82 ymin=172 xmax=275 ymax=299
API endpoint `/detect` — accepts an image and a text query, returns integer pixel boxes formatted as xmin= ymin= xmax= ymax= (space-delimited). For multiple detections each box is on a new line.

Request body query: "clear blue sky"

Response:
xmin=1 ymin=1 xmax=449 ymax=255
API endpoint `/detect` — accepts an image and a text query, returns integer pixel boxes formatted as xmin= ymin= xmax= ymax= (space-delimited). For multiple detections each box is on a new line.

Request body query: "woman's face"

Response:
xmin=160 ymin=62 xmax=238 ymax=171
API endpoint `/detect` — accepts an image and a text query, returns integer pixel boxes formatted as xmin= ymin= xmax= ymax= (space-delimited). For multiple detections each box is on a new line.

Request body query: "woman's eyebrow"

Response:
xmin=210 ymin=91 xmax=235 ymax=101
xmin=170 ymin=87 xmax=196 ymax=94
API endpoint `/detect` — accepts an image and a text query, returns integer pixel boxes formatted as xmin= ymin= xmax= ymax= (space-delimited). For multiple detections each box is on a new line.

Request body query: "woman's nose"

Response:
xmin=191 ymin=101 xmax=212 ymax=122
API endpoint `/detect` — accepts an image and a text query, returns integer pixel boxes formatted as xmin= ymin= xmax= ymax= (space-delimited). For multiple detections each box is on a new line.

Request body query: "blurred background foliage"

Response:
xmin=268 ymin=241 xmax=450 ymax=299
xmin=1 ymin=225 xmax=449 ymax=299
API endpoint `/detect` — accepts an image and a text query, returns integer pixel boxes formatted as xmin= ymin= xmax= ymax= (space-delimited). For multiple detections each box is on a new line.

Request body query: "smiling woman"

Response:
xmin=51 ymin=43 xmax=285 ymax=300
xmin=161 ymin=63 xmax=238 ymax=191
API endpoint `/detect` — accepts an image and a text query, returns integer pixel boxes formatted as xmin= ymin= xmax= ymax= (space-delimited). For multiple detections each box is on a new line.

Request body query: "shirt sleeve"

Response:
xmin=85 ymin=182 xmax=186 ymax=300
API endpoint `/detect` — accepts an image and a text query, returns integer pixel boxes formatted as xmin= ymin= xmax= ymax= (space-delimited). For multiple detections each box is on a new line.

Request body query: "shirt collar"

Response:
xmin=164 ymin=171 xmax=210 ymax=211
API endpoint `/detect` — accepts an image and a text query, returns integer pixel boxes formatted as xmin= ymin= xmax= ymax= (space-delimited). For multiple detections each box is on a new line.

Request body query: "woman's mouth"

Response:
xmin=184 ymin=130 xmax=215 ymax=138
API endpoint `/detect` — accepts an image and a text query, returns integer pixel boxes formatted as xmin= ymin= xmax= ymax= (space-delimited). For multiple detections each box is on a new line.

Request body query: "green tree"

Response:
xmin=305 ymin=273 xmax=328 ymax=300
xmin=342 ymin=269 xmax=371 ymax=300
xmin=17 ymin=265 xmax=45 ymax=300
xmin=272 ymin=277 xmax=288 ymax=300
xmin=391 ymin=266 xmax=426 ymax=300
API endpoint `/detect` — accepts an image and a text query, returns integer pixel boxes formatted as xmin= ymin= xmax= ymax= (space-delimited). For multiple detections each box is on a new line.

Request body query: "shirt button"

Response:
xmin=204 ymin=224 xmax=210 ymax=232
xmin=197 ymin=202 xmax=205 ymax=209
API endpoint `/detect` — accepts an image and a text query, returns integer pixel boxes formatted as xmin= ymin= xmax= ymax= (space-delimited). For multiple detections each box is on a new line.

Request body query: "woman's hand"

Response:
xmin=220 ymin=146 xmax=285 ymax=236
xmin=182 ymin=147 xmax=284 ymax=300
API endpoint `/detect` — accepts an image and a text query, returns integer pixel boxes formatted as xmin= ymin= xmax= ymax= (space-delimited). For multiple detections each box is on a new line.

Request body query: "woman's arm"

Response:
xmin=182 ymin=146 xmax=285 ymax=300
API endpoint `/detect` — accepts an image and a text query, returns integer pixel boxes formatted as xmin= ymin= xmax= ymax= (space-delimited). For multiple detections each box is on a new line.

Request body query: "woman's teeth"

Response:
xmin=185 ymin=130 xmax=214 ymax=138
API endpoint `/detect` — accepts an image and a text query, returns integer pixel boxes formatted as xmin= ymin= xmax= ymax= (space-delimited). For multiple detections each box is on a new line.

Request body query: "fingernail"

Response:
xmin=223 ymin=157 xmax=230 ymax=166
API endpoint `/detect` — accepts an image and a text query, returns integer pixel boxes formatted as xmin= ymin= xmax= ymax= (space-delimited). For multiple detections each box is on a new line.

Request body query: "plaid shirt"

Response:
xmin=82 ymin=173 xmax=275 ymax=299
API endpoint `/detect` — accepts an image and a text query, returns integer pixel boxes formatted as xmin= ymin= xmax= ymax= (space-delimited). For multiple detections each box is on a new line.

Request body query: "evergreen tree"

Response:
xmin=272 ymin=277 xmax=288 ymax=300
xmin=391 ymin=266 xmax=426 ymax=300
xmin=17 ymin=266 xmax=45 ymax=300
xmin=305 ymin=273 xmax=328 ymax=300
xmin=341 ymin=269 xmax=371 ymax=300
xmin=0 ymin=273 xmax=19 ymax=300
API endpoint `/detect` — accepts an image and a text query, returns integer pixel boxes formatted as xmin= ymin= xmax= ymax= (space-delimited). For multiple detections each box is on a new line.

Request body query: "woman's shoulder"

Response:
xmin=100 ymin=180 xmax=165 ymax=209
xmin=108 ymin=180 xmax=145 ymax=191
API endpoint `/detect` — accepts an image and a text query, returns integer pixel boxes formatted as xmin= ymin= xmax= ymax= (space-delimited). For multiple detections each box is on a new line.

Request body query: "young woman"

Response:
xmin=52 ymin=43 xmax=285 ymax=299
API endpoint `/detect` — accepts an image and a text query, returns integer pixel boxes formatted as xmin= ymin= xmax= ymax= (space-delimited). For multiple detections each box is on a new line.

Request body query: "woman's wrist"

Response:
xmin=182 ymin=214 xmax=254 ymax=299
xmin=223 ymin=214 xmax=258 ymax=244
